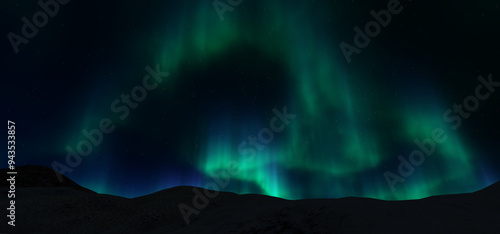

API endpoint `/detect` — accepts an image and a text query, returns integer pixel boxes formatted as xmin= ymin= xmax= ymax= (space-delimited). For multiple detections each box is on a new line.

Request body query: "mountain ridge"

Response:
xmin=1 ymin=165 xmax=499 ymax=233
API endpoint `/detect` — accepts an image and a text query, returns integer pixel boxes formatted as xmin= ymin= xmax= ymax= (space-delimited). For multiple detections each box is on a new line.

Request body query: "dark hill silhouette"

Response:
xmin=0 ymin=165 xmax=95 ymax=194
xmin=475 ymin=181 xmax=500 ymax=195
xmin=1 ymin=165 xmax=499 ymax=233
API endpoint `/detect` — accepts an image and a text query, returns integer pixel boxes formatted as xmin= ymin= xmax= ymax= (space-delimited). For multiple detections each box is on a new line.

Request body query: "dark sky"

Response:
xmin=1 ymin=0 xmax=499 ymax=199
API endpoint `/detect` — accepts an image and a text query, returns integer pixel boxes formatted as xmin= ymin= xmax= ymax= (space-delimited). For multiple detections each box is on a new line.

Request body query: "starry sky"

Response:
xmin=2 ymin=0 xmax=500 ymax=200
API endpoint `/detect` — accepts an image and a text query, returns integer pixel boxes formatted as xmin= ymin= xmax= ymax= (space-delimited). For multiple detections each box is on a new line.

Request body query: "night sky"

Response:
xmin=2 ymin=0 xmax=500 ymax=200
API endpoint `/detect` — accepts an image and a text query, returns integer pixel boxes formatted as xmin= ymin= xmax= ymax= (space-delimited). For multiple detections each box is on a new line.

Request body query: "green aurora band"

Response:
xmin=63 ymin=0 xmax=492 ymax=199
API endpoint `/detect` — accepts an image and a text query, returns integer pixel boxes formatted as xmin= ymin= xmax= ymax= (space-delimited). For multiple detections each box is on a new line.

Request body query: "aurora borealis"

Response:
xmin=3 ymin=0 xmax=500 ymax=200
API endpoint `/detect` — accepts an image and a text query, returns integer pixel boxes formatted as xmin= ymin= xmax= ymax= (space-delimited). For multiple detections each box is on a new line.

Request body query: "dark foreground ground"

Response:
xmin=1 ymin=165 xmax=499 ymax=233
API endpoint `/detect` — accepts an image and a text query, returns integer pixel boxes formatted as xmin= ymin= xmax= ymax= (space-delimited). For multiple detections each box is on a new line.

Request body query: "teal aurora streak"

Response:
xmin=65 ymin=0 xmax=495 ymax=200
